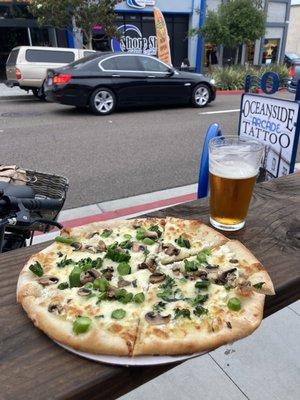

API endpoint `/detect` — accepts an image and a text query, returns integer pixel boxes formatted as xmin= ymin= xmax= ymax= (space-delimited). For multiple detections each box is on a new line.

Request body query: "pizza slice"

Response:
xmin=158 ymin=217 xmax=228 ymax=264
xmin=17 ymin=244 xmax=150 ymax=356
xmin=134 ymin=271 xmax=265 ymax=356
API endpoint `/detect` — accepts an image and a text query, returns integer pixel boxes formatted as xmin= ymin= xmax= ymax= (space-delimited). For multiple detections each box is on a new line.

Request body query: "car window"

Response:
xmin=114 ymin=56 xmax=140 ymax=71
xmin=6 ymin=49 xmax=19 ymax=66
xmin=84 ymin=51 xmax=95 ymax=57
xmin=101 ymin=57 xmax=118 ymax=71
xmin=139 ymin=57 xmax=170 ymax=73
xmin=25 ymin=50 xmax=75 ymax=63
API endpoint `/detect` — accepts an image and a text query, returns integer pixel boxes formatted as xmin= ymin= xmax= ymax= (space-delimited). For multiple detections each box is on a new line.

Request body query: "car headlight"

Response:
xmin=210 ymin=78 xmax=216 ymax=85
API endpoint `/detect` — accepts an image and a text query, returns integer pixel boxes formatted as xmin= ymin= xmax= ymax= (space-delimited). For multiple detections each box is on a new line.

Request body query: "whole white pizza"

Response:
xmin=17 ymin=217 xmax=275 ymax=356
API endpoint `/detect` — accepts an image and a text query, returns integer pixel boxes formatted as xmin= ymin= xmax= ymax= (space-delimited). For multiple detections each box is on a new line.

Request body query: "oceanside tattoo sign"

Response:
xmin=239 ymin=93 xmax=300 ymax=179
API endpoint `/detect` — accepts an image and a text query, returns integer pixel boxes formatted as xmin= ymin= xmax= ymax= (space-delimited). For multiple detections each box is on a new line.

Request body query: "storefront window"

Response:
xmin=262 ymin=39 xmax=280 ymax=64
xmin=0 ymin=5 xmax=11 ymax=19
xmin=30 ymin=28 xmax=51 ymax=47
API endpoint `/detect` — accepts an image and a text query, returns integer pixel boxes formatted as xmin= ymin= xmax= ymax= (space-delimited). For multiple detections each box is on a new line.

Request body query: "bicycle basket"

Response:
xmin=25 ymin=169 xmax=69 ymax=232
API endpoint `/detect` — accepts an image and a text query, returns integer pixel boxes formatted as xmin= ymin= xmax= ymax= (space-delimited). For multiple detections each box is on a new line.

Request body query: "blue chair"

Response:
xmin=197 ymin=123 xmax=222 ymax=199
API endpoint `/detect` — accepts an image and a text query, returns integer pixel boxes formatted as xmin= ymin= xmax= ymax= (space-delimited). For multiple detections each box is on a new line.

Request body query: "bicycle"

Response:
xmin=0 ymin=168 xmax=68 ymax=253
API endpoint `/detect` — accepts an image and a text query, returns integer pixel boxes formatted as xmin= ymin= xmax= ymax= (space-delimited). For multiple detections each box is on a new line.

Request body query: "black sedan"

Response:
xmin=44 ymin=52 xmax=216 ymax=116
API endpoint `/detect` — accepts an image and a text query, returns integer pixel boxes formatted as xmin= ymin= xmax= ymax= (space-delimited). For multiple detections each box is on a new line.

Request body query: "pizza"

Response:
xmin=17 ymin=217 xmax=275 ymax=357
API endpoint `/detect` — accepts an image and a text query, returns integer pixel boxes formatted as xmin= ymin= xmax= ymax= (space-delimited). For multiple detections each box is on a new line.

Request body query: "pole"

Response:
xmin=195 ymin=0 xmax=206 ymax=73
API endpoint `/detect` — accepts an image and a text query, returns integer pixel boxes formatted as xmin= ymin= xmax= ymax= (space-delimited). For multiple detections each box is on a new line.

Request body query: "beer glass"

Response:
xmin=209 ymin=136 xmax=264 ymax=231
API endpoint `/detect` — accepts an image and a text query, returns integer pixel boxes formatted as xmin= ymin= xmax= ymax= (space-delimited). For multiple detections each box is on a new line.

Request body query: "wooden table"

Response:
xmin=1 ymin=174 xmax=299 ymax=400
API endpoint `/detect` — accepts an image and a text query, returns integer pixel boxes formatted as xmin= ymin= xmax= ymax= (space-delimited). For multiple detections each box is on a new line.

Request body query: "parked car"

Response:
xmin=287 ymin=60 xmax=300 ymax=93
xmin=44 ymin=52 xmax=216 ymax=115
xmin=284 ymin=53 xmax=300 ymax=68
xmin=5 ymin=46 xmax=96 ymax=99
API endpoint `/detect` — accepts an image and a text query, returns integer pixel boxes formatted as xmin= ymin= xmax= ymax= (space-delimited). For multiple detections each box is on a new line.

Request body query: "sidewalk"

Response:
xmin=0 ymin=83 xmax=31 ymax=97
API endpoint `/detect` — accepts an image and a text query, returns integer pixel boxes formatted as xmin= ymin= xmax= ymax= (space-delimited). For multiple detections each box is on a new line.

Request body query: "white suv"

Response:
xmin=5 ymin=46 xmax=95 ymax=99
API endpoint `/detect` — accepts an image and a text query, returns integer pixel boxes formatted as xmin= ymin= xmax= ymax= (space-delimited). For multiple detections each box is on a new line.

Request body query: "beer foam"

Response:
xmin=210 ymin=158 xmax=258 ymax=179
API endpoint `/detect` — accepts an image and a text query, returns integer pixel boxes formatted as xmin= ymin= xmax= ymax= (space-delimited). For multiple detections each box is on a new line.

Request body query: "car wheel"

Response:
xmin=89 ymin=88 xmax=116 ymax=116
xmin=191 ymin=84 xmax=211 ymax=108
xmin=32 ymin=87 xmax=46 ymax=101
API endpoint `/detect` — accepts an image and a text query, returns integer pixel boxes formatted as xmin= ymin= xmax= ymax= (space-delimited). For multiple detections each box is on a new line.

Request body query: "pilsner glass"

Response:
xmin=209 ymin=136 xmax=264 ymax=231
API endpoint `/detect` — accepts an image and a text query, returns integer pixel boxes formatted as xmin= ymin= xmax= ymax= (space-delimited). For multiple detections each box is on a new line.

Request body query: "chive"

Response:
xmin=253 ymin=282 xmax=265 ymax=289
xmin=93 ymin=278 xmax=109 ymax=292
xmin=143 ymin=238 xmax=155 ymax=246
xmin=196 ymin=248 xmax=212 ymax=264
xmin=55 ymin=236 xmax=75 ymax=245
xmin=115 ymin=288 xmax=133 ymax=304
xmin=175 ymin=236 xmax=191 ymax=249
xmin=58 ymin=282 xmax=69 ymax=290
xmin=111 ymin=309 xmax=126 ymax=320
xmin=133 ymin=292 xmax=145 ymax=304
xmin=29 ymin=261 xmax=44 ymax=277
xmin=117 ymin=262 xmax=131 ymax=276
xmin=227 ymin=297 xmax=241 ymax=311
xmin=72 ymin=316 xmax=92 ymax=334
xmin=174 ymin=308 xmax=191 ymax=319
xmin=184 ymin=259 xmax=199 ymax=272
xmin=101 ymin=229 xmax=113 ymax=238
xmin=193 ymin=305 xmax=208 ymax=317
xmin=195 ymin=280 xmax=210 ymax=290
xmin=69 ymin=266 xmax=81 ymax=288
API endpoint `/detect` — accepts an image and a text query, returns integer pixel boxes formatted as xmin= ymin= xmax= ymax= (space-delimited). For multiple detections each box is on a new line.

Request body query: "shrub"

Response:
xmin=211 ymin=64 xmax=289 ymax=90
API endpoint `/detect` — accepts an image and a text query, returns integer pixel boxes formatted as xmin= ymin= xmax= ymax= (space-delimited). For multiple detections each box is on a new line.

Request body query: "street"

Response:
xmin=0 ymin=91 xmax=297 ymax=209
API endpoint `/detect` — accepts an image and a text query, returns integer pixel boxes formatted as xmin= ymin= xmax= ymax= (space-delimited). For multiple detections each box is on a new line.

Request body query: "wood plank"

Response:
xmin=0 ymin=173 xmax=299 ymax=400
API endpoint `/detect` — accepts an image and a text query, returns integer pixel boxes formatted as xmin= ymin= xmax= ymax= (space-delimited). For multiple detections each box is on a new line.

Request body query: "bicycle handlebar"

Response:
xmin=0 ymin=197 xmax=63 ymax=213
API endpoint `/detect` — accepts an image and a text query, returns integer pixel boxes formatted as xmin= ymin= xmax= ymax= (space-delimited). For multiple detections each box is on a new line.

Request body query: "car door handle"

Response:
xmin=112 ymin=74 xmax=120 ymax=77
xmin=184 ymin=83 xmax=191 ymax=86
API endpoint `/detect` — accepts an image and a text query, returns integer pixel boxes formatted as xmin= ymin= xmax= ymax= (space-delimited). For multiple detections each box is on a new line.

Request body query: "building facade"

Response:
xmin=285 ymin=0 xmax=300 ymax=55
xmin=0 ymin=0 xmax=292 ymax=79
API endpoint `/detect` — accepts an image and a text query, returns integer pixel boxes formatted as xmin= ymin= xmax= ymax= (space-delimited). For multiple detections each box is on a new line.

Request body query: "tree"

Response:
xmin=29 ymin=0 xmax=122 ymax=49
xmin=193 ymin=0 xmax=266 ymax=64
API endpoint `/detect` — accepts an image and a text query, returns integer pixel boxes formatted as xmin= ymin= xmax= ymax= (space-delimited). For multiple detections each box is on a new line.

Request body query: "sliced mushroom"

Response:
xmin=131 ymin=279 xmax=137 ymax=288
xmin=133 ymin=222 xmax=141 ymax=229
xmin=215 ymin=268 xmax=237 ymax=285
xmin=88 ymin=232 xmax=99 ymax=239
xmin=229 ymin=259 xmax=239 ymax=264
xmin=163 ymin=244 xmax=180 ymax=256
xmin=107 ymin=285 xmax=118 ymax=299
xmin=226 ymin=321 xmax=232 ymax=329
xmin=145 ymin=312 xmax=171 ymax=325
xmin=186 ymin=270 xmax=208 ymax=281
xmin=156 ymin=241 xmax=163 ymax=253
xmin=48 ymin=303 xmax=63 ymax=314
xmin=145 ymin=258 xmax=157 ymax=273
xmin=71 ymin=242 xmax=82 ymax=251
xmin=138 ymin=262 xmax=148 ymax=270
xmin=102 ymin=267 xmax=114 ymax=281
xmin=149 ymin=272 xmax=166 ymax=284
xmin=84 ymin=245 xmax=97 ymax=254
xmin=97 ymin=240 xmax=106 ymax=252
xmin=144 ymin=230 xmax=159 ymax=240
xmin=78 ymin=287 xmax=92 ymax=297
xmin=118 ymin=278 xmax=131 ymax=288
xmin=38 ymin=276 xmax=59 ymax=286
xmin=132 ymin=242 xmax=145 ymax=252
xmin=206 ymin=264 xmax=219 ymax=270
xmin=80 ymin=269 xmax=100 ymax=285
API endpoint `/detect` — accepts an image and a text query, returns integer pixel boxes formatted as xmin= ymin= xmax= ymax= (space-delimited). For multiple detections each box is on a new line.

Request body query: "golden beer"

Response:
xmin=209 ymin=136 xmax=263 ymax=231
xmin=209 ymin=172 xmax=256 ymax=226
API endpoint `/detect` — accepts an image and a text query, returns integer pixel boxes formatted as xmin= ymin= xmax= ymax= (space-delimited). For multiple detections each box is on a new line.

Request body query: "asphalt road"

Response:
xmin=0 ymin=92 xmax=297 ymax=209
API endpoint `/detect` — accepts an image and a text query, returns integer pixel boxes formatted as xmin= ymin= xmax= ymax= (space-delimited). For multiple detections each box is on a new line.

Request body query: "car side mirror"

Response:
xmin=167 ymin=67 xmax=175 ymax=76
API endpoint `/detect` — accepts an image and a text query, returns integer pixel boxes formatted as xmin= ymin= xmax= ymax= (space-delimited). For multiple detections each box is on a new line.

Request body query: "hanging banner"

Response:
xmin=239 ymin=93 xmax=300 ymax=180
xmin=153 ymin=7 xmax=172 ymax=66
